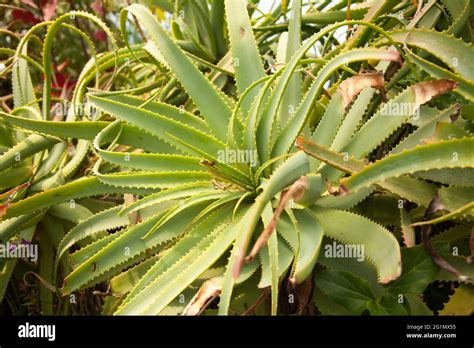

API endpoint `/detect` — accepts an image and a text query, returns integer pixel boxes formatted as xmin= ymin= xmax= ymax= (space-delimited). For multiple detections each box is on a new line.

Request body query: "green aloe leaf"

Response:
xmin=224 ymin=0 xmax=266 ymax=115
xmin=312 ymin=208 xmax=401 ymax=284
xmin=115 ymin=205 xmax=244 ymax=315
xmin=291 ymin=209 xmax=324 ymax=285
xmin=340 ymin=138 xmax=474 ymax=193
xmin=121 ymin=4 xmax=232 ymax=141
xmin=2 ymin=177 xmax=154 ymax=220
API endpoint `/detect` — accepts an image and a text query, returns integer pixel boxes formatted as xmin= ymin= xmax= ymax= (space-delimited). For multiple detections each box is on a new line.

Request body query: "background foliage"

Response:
xmin=0 ymin=0 xmax=473 ymax=316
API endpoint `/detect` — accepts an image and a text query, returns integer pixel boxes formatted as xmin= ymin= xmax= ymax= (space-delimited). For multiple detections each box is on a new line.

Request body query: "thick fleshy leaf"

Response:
xmin=121 ymin=4 xmax=232 ymax=141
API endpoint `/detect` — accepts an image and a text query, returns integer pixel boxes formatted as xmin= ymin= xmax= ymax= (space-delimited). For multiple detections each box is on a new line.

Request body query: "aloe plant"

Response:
xmin=0 ymin=0 xmax=473 ymax=316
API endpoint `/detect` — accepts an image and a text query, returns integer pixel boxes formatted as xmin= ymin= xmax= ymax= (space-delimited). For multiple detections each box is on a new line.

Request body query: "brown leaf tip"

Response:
xmin=295 ymin=136 xmax=306 ymax=149
xmin=413 ymin=79 xmax=458 ymax=106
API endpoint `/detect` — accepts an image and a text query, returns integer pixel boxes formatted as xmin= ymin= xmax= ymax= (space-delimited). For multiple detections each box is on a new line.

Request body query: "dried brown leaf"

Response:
xmin=338 ymin=72 xmax=385 ymax=108
xmin=245 ymin=176 xmax=308 ymax=263
xmin=182 ymin=279 xmax=221 ymax=316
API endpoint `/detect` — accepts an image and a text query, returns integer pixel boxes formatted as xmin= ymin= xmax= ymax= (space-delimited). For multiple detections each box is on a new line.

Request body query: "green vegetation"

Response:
xmin=0 ymin=0 xmax=472 ymax=316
